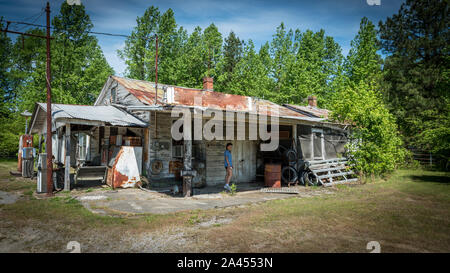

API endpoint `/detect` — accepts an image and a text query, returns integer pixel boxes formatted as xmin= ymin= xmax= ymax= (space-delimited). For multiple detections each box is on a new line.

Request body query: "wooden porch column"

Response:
xmin=38 ymin=134 xmax=43 ymax=153
xmin=64 ymin=123 xmax=71 ymax=191
xmin=182 ymin=139 xmax=193 ymax=197
xmin=292 ymin=124 xmax=298 ymax=154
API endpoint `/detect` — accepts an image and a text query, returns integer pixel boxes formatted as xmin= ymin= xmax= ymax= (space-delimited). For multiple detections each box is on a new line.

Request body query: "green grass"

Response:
xmin=0 ymin=158 xmax=449 ymax=252
xmin=194 ymin=169 xmax=450 ymax=252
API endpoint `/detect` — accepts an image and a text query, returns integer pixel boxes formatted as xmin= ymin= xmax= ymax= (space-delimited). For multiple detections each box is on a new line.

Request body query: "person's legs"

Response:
xmin=227 ymin=167 xmax=233 ymax=184
xmin=224 ymin=167 xmax=232 ymax=191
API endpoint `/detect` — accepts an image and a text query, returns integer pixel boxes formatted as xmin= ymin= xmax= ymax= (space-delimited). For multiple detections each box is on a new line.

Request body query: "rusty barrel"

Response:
xmin=265 ymin=163 xmax=281 ymax=188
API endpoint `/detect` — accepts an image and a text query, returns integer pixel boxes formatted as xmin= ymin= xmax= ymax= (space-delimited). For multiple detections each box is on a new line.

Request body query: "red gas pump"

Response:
xmin=18 ymin=134 xmax=33 ymax=172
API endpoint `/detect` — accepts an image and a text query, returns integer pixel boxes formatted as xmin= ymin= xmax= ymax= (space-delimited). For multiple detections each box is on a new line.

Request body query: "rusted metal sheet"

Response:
xmin=173 ymin=87 xmax=249 ymax=111
xmin=111 ymin=76 xmax=317 ymax=121
xmin=108 ymin=146 xmax=143 ymax=189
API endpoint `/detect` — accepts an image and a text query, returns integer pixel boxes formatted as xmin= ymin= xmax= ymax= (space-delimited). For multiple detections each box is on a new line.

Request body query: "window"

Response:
xmin=111 ymin=87 xmax=117 ymax=103
xmin=76 ymin=133 xmax=90 ymax=162
xmin=311 ymin=128 xmax=324 ymax=160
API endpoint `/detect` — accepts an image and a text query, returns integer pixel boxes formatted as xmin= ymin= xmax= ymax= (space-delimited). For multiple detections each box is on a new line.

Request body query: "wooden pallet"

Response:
xmin=308 ymin=158 xmax=358 ymax=187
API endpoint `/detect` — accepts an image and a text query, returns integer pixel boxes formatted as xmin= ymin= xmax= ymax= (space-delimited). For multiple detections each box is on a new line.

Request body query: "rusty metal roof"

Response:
xmin=283 ymin=104 xmax=330 ymax=119
xmin=112 ymin=76 xmax=324 ymax=121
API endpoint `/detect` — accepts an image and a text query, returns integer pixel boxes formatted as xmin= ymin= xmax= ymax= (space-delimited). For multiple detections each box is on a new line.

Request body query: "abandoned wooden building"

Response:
xmin=27 ymin=76 xmax=352 ymax=194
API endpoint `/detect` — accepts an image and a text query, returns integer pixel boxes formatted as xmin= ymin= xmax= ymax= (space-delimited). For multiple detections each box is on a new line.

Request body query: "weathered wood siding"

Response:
xmin=147 ymin=112 xmax=176 ymax=182
xmin=205 ymin=140 xmax=258 ymax=186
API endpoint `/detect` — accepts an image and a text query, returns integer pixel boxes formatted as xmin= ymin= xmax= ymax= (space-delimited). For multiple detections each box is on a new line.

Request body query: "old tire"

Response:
xmin=283 ymin=149 xmax=297 ymax=165
xmin=281 ymin=166 xmax=298 ymax=184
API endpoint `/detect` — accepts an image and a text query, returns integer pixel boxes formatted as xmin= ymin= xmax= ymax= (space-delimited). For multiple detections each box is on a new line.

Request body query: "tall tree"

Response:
xmin=178 ymin=26 xmax=205 ymax=88
xmin=216 ymin=31 xmax=243 ymax=92
xmin=118 ymin=6 xmax=160 ymax=81
xmin=345 ymin=17 xmax=382 ymax=85
xmin=118 ymin=7 xmax=188 ymax=86
xmin=228 ymin=40 xmax=272 ymax=99
xmin=270 ymin=22 xmax=294 ymax=98
xmin=52 ymin=2 xmax=113 ymax=105
xmin=379 ymin=0 xmax=449 ymax=167
xmin=0 ymin=18 xmax=14 ymax=118
xmin=14 ymin=2 xmax=113 ymax=110
xmin=0 ymin=18 xmax=25 ymax=157
xmin=285 ymin=29 xmax=343 ymax=106
xmin=203 ymin=23 xmax=223 ymax=78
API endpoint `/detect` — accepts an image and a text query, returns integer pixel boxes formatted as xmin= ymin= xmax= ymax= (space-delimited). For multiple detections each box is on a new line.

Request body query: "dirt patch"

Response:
xmin=0 ymin=191 xmax=19 ymax=205
xmin=197 ymin=216 xmax=233 ymax=228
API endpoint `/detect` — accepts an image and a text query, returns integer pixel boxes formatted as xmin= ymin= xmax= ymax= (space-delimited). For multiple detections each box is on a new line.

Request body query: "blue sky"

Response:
xmin=1 ymin=0 xmax=405 ymax=75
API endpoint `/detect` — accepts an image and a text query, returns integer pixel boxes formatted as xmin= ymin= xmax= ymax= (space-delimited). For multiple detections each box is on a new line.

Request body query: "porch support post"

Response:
xmin=292 ymin=124 xmax=297 ymax=150
xmin=38 ymin=134 xmax=43 ymax=153
xmin=182 ymin=139 xmax=194 ymax=197
xmin=64 ymin=123 xmax=71 ymax=191
xmin=143 ymin=127 xmax=150 ymax=176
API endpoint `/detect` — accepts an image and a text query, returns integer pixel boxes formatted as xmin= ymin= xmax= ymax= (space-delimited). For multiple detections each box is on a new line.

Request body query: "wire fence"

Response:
xmin=408 ymin=147 xmax=436 ymax=168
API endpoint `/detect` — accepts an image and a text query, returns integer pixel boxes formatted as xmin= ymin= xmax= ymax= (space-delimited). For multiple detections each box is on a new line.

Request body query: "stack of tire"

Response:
xmin=281 ymin=149 xmax=299 ymax=186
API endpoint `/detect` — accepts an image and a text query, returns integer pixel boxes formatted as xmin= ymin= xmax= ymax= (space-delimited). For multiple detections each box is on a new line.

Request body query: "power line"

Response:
xmin=1 ymin=19 xmax=153 ymax=40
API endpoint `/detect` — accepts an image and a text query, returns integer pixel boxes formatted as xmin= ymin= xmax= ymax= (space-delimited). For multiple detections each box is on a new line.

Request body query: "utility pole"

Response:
xmin=154 ymin=34 xmax=158 ymax=105
xmin=45 ymin=1 xmax=53 ymax=196
xmin=1 ymin=2 xmax=53 ymax=195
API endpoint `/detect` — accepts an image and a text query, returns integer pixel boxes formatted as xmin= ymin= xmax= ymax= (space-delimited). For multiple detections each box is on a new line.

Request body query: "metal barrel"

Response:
xmin=264 ymin=163 xmax=281 ymax=188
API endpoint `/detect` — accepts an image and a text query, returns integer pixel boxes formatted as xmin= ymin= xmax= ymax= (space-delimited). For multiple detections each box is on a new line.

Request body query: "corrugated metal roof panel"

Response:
xmin=284 ymin=104 xmax=330 ymax=119
xmin=36 ymin=103 xmax=147 ymax=127
xmin=111 ymin=76 xmax=322 ymax=121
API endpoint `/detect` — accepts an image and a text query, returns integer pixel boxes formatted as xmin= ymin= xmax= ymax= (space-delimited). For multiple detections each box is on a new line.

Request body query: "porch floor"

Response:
xmin=72 ymin=182 xmax=337 ymax=215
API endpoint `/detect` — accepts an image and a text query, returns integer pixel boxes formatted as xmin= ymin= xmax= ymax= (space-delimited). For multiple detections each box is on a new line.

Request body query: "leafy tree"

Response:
xmin=0 ymin=18 xmax=25 ymax=157
xmin=13 ymin=2 xmax=113 ymax=110
xmin=285 ymin=29 xmax=343 ymax=106
xmin=216 ymin=31 xmax=243 ymax=92
xmin=203 ymin=23 xmax=223 ymax=77
xmin=52 ymin=2 xmax=113 ymax=105
xmin=270 ymin=23 xmax=295 ymax=98
xmin=118 ymin=6 xmax=160 ymax=80
xmin=345 ymin=17 xmax=382 ymax=85
xmin=378 ymin=0 xmax=449 ymax=167
xmin=0 ymin=3 xmax=113 ymax=157
xmin=228 ymin=40 xmax=272 ymax=99
xmin=0 ymin=18 xmax=14 ymax=118
xmin=178 ymin=26 xmax=206 ymax=88
xmin=330 ymin=80 xmax=405 ymax=175
xmin=119 ymin=7 xmax=189 ymax=86
xmin=330 ymin=17 xmax=405 ymax=175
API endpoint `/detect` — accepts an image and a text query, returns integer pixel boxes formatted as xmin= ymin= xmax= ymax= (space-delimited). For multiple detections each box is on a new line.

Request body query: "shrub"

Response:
xmin=330 ymin=80 xmax=406 ymax=175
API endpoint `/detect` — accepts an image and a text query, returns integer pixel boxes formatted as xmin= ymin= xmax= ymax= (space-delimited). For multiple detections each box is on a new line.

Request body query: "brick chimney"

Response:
xmin=308 ymin=96 xmax=317 ymax=107
xmin=203 ymin=77 xmax=213 ymax=91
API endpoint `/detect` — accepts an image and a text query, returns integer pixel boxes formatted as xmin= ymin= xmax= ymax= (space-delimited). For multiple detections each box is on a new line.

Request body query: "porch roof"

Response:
xmin=28 ymin=103 xmax=148 ymax=134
